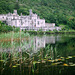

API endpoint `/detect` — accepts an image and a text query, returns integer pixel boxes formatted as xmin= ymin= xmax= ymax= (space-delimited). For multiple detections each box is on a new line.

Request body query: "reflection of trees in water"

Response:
xmin=56 ymin=38 xmax=75 ymax=57
xmin=34 ymin=37 xmax=75 ymax=61
xmin=0 ymin=35 xmax=75 ymax=75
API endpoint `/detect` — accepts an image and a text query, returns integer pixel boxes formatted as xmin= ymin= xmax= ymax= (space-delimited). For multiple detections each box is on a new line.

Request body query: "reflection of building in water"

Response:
xmin=28 ymin=35 xmax=61 ymax=53
xmin=0 ymin=35 xmax=61 ymax=54
xmin=45 ymin=36 xmax=55 ymax=44
xmin=33 ymin=36 xmax=45 ymax=52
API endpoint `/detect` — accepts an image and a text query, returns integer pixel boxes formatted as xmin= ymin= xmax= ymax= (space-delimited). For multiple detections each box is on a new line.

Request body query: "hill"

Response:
xmin=0 ymin=0 xmax=75 ymax=29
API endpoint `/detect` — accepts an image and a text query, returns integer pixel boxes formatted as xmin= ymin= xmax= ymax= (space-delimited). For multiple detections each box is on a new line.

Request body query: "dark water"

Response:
xmin=0 ymin=34 xmax=75 ymax=75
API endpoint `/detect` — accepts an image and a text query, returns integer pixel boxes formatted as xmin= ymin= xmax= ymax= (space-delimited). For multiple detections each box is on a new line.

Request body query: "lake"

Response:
xmin=0 ymin=34 xmax=75 ymax=75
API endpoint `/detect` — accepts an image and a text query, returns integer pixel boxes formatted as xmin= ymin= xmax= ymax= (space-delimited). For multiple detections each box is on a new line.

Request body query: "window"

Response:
xmin=25 ymin=20 xmax=27 ymax=22
xmin=34 ymin=19 xmax=36 ymax=22
xmin=35 ymin=23 xmax=36 ymax=27
xmin=38 ymin=21 xmax=39 ymax=25
xmin=30 ymin=17 xmax=31 ymax=20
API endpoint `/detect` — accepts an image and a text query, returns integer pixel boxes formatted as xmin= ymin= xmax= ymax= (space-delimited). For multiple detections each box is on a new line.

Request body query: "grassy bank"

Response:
xmin=0 ymin=30 xmax=75 ymax=40
xmin=0 ymin=31 xmax=30 ymax=40
xmin=24 ymin=30 xmax=75 ymax=35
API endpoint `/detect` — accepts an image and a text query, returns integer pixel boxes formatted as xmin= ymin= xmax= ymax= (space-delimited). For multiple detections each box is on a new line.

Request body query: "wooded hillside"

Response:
xmin=0 ymin=0 xmax=75 ymax=29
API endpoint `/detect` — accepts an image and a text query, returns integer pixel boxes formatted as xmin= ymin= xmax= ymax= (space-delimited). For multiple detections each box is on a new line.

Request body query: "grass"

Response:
xmin=0 ymin=31 xmax=30 ymax=40
xmin=0 ymin=29 xmax=75 ymax=40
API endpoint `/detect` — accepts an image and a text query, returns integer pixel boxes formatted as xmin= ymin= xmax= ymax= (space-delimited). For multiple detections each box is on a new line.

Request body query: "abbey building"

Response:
xmin=0 ymin=9 xmax=61 ymax=31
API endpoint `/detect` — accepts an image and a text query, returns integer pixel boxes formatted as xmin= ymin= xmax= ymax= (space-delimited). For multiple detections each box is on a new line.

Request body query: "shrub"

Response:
xmin=53 ymin=29 xmax=58 ymax=32
xmin=25 ymin=29 xmax=27 ymax=33
xmin=0 ymin=21 xmax=13 ymax=33
xmin=14 ymin=27 xmax=20 ymax=32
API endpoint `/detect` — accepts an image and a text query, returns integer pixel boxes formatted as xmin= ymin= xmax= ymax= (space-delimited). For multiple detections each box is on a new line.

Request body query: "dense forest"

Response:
xmin=0 ymin=0 xmax=75 ymax=29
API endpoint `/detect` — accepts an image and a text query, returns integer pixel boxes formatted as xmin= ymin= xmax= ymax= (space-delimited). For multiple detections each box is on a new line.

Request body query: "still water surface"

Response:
xmin=0 ymin=34 xmax=75 ymax=75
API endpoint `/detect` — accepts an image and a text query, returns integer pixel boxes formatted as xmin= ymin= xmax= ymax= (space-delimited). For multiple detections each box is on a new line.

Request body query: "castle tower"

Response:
xmin=14 ymin=10 xmax=17 ymax=15
xmin=29 ymin=9 xmax=33 ymax=16
xmin=21 ymin=13 xmax=22 ymax=16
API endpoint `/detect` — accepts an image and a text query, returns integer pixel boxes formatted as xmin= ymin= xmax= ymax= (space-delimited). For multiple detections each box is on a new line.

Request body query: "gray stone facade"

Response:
xmin=0 ymin=9 xmax=61 ymax=31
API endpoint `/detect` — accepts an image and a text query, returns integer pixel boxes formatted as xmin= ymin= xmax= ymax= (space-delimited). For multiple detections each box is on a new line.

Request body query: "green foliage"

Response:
xmin=25 ymin=29 xmax=27 ymax=33
xmin=67 ymin=17 xmax=75 ymax=29
xmin=37 ymin=31 xmax=44 ymax=35
xmin=14 ymin=2 xmax=19 ymax=10
xmin=27 ymin=30 xmax=37 ymax=35
xmin=53 ymin=29 xmax=58 ymax=32
xmin=14 ymin=27 xmax=20 ymax=32
xmin=0 ymin=31 xmax=30 ymax=40
xmin=0 ymin=0 xmax=75 ymax=29
xmin=0 ymin=21 xmax=13 ymax=33
xmin=0 ymin=21 xmax=20 ymax=33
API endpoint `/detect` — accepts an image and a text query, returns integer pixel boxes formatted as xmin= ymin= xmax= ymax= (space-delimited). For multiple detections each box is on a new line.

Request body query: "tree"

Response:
xmin=67 ymin=17 xmax=75 ymax=29
xmin=14 ymin=2 xmax=19 ymax=10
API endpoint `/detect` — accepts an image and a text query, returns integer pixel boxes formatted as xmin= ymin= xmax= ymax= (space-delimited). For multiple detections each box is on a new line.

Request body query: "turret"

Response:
xmin=13 ymin=10 xmax=17 ymax=15
xmin=21 ymin=13 xmax=22 ymax=16
xmin=29 ymin=9 xmax=33 ymax=16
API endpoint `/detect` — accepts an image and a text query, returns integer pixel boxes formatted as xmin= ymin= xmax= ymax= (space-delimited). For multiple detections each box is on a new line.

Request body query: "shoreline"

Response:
xmin=0 ymin=31 xmax=75 ymax=40
xmin=25 ymin=30 xmax=75 ymax=34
